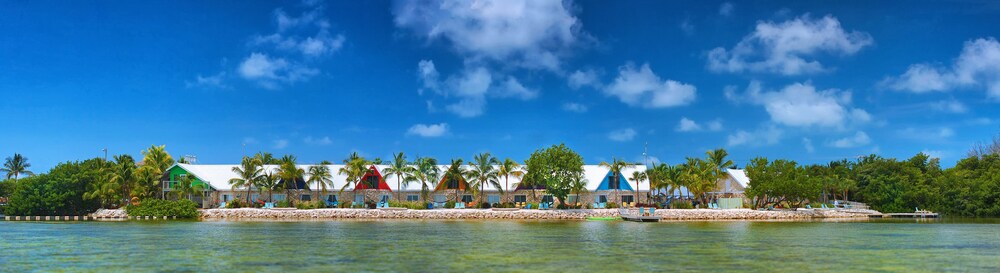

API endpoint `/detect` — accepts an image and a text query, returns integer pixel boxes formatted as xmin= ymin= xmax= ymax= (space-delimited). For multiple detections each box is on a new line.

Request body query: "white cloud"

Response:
xmin=562 ymin=102 xmax=588 ymax=113
xmin=676 ymin=117 xmax=702 ymax=132
xmin=493 ymin=77 xmax=538 ymax=100
xmin=727 ymin=126 xmax=782 ymax=147
xmin=304 ymin=136 xmax=333 ymax=146
xmin=604 ymin=63 xmax=697 ymax=108
xmin=608 ymin=128 xmax=637 ymax=142
xmin=243 ymin=137 xmax=259 ymax=145
xmin=803 ymin=137 xmax=815 ymax=153
xmin=568 ymin=69 xmax=601 ymax=89
xmin=393 ymin=0 xmax=587 ymax=72
xmin=238 ymin=53 xmax=319 ymax=88
xmin=407 ymin=123 xmax=450 ymax=137
xmin=185 ymin=72 xmax=228 ymax=89
xmin=897 ymin=127 xmax=956 ymax=141
xmin=921 ymin=149 xmax=949 ymax=160
xmin=273 ymin=139 xmax=289 ymax=149
xmin=417 ymin=60 xmax=440 ymax=95
xmin=707 ymin=119 xmax=724 ymax=131
xmin=719 ymin=2 xmax=735 ymax=16
xmin=929 ymin=99 xmax=968 ymax=113
xmin=707 ymin=14 xmax=873 ymax=75
xmin=735 ymin=81 xmax=868 ymax=129
xmin=679 ymin=18 xmax=694 ymax=35
xmin=256 ymin=7 xmax=345 ymax=58
xmin=884 ymin=37 xmax=1000 ymax=99
xmin=831 ymin=131 xmax=871 ymax=148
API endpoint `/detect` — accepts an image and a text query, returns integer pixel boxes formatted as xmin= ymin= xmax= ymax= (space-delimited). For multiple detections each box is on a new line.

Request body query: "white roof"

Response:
xmin=725 ymin=169 xmax=750 ymax=188
xmin=172 ymin=163 xmax=648 ymax=192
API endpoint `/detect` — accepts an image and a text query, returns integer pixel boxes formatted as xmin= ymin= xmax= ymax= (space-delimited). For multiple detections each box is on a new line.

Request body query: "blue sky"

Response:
xmin=3 ymin=0 xmax=1000 ymax=171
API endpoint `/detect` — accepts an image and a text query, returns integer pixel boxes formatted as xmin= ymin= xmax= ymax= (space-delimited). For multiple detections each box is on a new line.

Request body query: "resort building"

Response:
xmin=161 ymin=163 xmax=649 ymax=208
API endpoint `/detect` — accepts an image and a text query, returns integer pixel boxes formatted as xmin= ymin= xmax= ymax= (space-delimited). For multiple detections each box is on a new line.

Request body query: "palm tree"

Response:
xmin=307 ymin=161 xmax=334 ymax=201
xmin=569 ymin=174 xmax=589 ymax=207
xmin=681 ymin=157 xmax=715 ymax=207
xmin=277 ymin=155 xmax=305 ymax=205
xmin=339 ymin=154 xmax=372 ymax=204
xmin=599 ymin=157 xmax=633 ymax=205
xmin=139 ymin=145 xmax=174 ymax=198
xmin=630 ymin=170 xmax=648 ymax=204
xmin=109 ymin=155 xmax=137 ymax=205
xmin=412 ymin=156 xmax=440 ymax=201
xmin=229 ymin=155 xmax=264 ymax=203
xmin=442 ymin=159 xmax=467 ymax=202
xmin=2 ymin=153 xmax=34 ymax=181
xmin=382 ymin=152 xmax=417 ymax=202
xmin=497 ymin=158 xmax=524 ymax=204
xmin=466 ymin=153 xmax=501 ymax=205
xmin=256 ymin=171 xmax=280 ymax=202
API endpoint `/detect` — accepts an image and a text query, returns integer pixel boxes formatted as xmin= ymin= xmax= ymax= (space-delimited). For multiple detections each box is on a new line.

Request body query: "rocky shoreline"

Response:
xmin=90 ymin=208 xmax=878 ymax=220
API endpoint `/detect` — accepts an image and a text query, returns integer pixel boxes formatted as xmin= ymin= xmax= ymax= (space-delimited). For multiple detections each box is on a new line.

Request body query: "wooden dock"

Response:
xmin=619 ymin=209 xmax=660 ymax=222
xmin=869 ymin=212 xmax=939 ymax=218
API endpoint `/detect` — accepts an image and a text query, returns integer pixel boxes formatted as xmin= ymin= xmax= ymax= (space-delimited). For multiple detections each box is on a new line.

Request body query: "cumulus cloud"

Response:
xmin=883 ymin=37 xmax=1000 ymax=99
xmin=407 ymin=123 xmax=450 ymax=137
xmin=304 ymin=136 xmax=333 ymax=146
xmin=831 ymin=131 xmax=871 ymax=148
xmin=731 ymin=81 xmax=869 ymax=129
xmin=929 ymin=99 xmax=968 ymax=113
xmin=393 ymin=0 xmax=587 ymax=72
xmin=707 ymin=14 xmax=873 ymax=75
xmin=727 ymin=126 xmax=783 ymax=147
xmin=185 ymin=72 xmax=229 ymax=89
xmin=493 ymin=77 xmax=538 ymax=100
xmin=418 ymin=62 xmax=544 ymax=117
xmin=719 ymin=2 xmax=735 ymax=16
xmin=604 ymin=63 xmax=697 ymax=108
xmin=677 ymin=117 xmax=702 ymax=132
xmin=568 ymin=69 xmax=601 ymax=89
xmin=562 ymin=102 xmax=588 ymax=113
xmin=608 ymin=128 xmax=637 ymax=142
xmin=417 ymin=60 xmax=441 ymax=95
xmin=238 ymin=53 xmax=319 ymax=89
xmin=803 ymin=137 xmax=815 ymax=153
xmin=273 ymin=139 xmax=290 ymax=149
xmin=677 ymin=117 xmax=723 ymax=132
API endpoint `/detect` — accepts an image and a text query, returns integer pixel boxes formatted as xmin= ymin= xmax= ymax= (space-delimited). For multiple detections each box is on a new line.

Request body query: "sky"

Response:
xmin=3 ymin=0 xmax=1000 ymax=172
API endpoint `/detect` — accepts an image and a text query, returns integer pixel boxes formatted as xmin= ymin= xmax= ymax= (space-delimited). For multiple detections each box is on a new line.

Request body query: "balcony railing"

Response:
xmin=162 ymin=180 xmax=210 ymax=191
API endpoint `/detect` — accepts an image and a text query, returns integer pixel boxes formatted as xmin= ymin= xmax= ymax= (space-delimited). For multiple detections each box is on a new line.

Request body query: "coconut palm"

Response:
xmin=466 ymin=153 xmax=501 ymax=205
xmin=256 ymin=171 xmax=281 ymax=202
xmin=569 ymin=174 xmax=589 ymax=207
xmin=277 ymin=155 xmax=305 ymax=204
xmin=599 ymin=157 xmax=633 ymax=205
xmin=411 ymin=156 xmax=440 ymax=201
xmin=681 ymin=157 xmax=716 ymax=207
xmin=630 ymin=170 xmax=648 ymax=204
xmin=140 ymin=145 xmax=174 ymax=174
xmin=442 ymin=159 xmax=468 ymax=202
xmin=172 ymin=174 xmax=204 ymax=201
xmin=307 ymin=160 xmax=334 ymax=201
xmin=497 ymin=158 xmax=524 ymax=203
xmin=383 ymin=152 xmax=417 ymax=202
xmin=109 ymin=155 xmax=137 ymax=205
xmin=338 ymin=154 xmax=372 ymax=204
xmin=229 ymin=155 xmax=264 ymax=203
xmin=2 ymin=153 xmax=34 ymax=181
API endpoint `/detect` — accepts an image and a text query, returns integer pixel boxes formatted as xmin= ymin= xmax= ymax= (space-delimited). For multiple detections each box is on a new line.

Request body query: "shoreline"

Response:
xmin=87 ymin=208 xmax=879 ymax=221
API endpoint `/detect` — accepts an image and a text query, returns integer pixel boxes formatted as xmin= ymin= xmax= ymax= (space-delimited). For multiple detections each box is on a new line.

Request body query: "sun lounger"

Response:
xmin=638 ymin=207 xmax=645 ymax=216
xmin=219 ymin=202 xmax=227 ymax=208
xmin=648 ymin=207 xmax=655 ymax=216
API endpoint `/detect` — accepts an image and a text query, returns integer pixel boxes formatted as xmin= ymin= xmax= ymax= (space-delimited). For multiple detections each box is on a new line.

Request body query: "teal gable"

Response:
xmin=595 ymin=170 xmax=633 ymax=191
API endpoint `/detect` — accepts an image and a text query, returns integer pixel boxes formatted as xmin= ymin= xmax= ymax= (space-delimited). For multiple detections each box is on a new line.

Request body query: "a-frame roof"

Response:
xmin=594 ymin=170 xmax=634 ymax=191
xmin=354 ymin=165 xmax=392 ymax=191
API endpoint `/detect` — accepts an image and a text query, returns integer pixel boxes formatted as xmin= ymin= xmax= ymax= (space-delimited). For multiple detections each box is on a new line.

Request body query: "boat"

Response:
xmin=619 ymin=208 xmax=660 ymax=222
xmin=586 ymin=216 xmax=617 ymax=221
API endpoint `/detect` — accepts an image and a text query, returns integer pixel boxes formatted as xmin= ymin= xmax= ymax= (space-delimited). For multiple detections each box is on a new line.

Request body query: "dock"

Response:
xmin=619 ymin=208 xmax=660 ymax=222
xmin=868 ymin=212 xmax=939 ymax=218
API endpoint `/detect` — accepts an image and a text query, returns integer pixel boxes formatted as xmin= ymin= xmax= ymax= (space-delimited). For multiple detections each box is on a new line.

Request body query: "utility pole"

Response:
xmin=642 ymin=142 xmax=648 ymax=204
xmin=102 ymin=148 xmax=108 ymax=162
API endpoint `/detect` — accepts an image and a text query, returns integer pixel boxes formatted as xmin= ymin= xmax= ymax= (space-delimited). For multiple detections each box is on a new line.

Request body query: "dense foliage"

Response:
xmin=125 ymin=199 xmax=199 ymax=218
xmin=4 ymin=159 xmax=104 ymax=216
xmin=523 ymin=143 xmax=585 ymax=206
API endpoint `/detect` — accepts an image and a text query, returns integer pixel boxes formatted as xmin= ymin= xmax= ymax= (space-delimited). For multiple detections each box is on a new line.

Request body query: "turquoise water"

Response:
xmin=2 ymin=219 xmax=999 ymax=272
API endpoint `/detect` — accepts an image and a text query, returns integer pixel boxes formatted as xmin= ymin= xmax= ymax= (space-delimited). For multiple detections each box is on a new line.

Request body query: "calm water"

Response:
xmin=2 ymin=219 xmax=999 ymax=272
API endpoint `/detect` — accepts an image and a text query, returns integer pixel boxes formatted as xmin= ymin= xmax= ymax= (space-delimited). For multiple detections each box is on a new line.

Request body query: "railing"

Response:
xmin=161 ymin=181 xmax=210 ymax=191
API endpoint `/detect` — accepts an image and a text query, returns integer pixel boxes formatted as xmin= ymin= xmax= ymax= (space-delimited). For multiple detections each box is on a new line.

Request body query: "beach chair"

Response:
xmin=648 ymin=207 xmax=656 ymax=216
xmin=806 ymin=204 xmax=813 ymax=209
xmin=526 ymin=203 xmax=532 ymax=209
xmin=219 ymin=202 xmax=227 ymax=208
xmin=599 ymin=202 xmax=607 ymax=209
xmin=638 ymin=207 xmax=645 ymax=216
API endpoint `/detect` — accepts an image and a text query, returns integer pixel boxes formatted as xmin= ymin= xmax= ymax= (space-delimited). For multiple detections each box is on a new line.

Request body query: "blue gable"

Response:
xmin=595 ymin=170 xmax=633 ymax=191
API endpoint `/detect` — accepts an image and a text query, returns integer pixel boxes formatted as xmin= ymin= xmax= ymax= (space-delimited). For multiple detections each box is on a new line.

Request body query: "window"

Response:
xmin=354 ymin=195 xmax=365 ymax=203
xmin=407 ymin=195 xmax=419 ymax=201
xmin=598 ymin=195 xmax=608 ymax=203
xmin=447 ymin=178 xmax=460 ymax=189
xmin=300 ymin=194 xmax=311 ymax=201
xmin=364 ymin=175 xmax=379 ymax=188
xmin=514 ymin=195 xmax=527 ymax=203
xmin=621 ymin=195 xmax=634 ymax=203
xmin=608 ymin=175 xmax=620 ymax=190
xmin=434 ymin=195 xmax=447 ymax=203
xmin=272 ymin=194 xmax=286 ymax=201
xmin=487 ymin=195 xmax=500 ymax=204
xmin=567 ymin=195 xmax=578 ymax=204
xmin=461 ymin=195 xmax=473 ymax=202
xmin=380 ymin=195 xmax=391 ymax=202
xmin=541 ymin=195 xmax=554 ymax=203
xmin=326 ymin=195 xmax=338 ymax=202
xmin=222 ymin=194 xmax=231 ymax=202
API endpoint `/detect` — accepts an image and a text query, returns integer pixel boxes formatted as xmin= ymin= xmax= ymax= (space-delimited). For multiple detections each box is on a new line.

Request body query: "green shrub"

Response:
xmin=670 ymin=200 xmax=693 ymax=209
xmin=276 ymin=200 xmax=292 ymax=208
xmin=126 ymin=199 xmax=200 ymax=218
xmin=444 ymin=201 xmax=456 ymax=208
xmin=225 ymin=199 xmax=248 ymax=208
xmin=605 ymin=202 xmax=619 ymax=209
xmin=4 ymin=159 xmax=104 ymax=216
xmin=295 ymin=200 xmax=326 ymax=209
xmin=388 ymin=200 xmax=428 ymax=209
xmin=337 ymin=201 xmax=352 ymax=208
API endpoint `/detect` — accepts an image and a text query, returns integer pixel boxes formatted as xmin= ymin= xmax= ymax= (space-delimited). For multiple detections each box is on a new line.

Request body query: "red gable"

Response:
xmin=354 ymin=165 xmax=392 ymax=191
